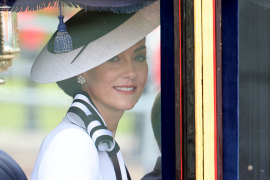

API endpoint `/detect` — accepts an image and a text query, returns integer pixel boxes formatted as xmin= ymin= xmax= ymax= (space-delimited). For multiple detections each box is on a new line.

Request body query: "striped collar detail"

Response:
xmin=66 ymin=91 xmax=119 ymax=153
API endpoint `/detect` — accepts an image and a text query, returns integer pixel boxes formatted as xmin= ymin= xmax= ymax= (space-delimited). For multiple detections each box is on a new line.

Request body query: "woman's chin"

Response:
xmin=115 ymin=102 xmax=136 ymax=111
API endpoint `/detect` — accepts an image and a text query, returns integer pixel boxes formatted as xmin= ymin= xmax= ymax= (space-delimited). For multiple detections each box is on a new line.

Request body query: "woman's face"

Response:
xmin=82 ymin=39 xmax=148 ymax=112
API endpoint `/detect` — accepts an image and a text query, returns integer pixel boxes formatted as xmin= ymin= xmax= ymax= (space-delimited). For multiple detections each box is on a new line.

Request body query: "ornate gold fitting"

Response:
xmin=0 ymin=6 xmax=20 ymax=84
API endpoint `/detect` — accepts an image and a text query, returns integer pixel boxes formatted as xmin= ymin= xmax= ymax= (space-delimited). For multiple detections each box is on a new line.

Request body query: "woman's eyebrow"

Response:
xmin=134 ymin=45 xmax=146 ymax=53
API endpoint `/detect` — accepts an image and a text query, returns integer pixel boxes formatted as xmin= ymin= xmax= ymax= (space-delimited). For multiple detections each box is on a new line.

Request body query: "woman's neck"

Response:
xmin=90 ymin=99 xmax=124 ymax=136
xmin=81 ymin=89 xmax=124 ymax=136
xmin=100 ymin=108 xmax=123 ymax=136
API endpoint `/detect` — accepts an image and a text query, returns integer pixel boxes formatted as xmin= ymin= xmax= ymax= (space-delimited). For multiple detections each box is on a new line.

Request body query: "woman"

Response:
xmin=30 ymin=2 xmax=159 ymax=180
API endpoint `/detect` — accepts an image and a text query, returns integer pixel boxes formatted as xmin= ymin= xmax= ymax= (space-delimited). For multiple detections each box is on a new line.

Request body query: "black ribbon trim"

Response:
xmin=68 ymin=106 xmax=90 ymax=127
xmin=125 ymin=165 xmax=131 ymax=180
xmin=107 ymin=143 xmax=120 ymax=156
xmin=72 ymin=98 xmax=106 ymax=127
xmin=108 ymin=153 xmax=122 ymax=180
xmin=95 ymin=135 xmax=115 ymax=151
xmin=90 ymin=125 xmax=106 ymax=138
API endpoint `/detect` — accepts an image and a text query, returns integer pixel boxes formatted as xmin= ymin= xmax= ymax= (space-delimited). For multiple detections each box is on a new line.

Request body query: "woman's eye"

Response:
xmin=108 ymin=56 xmax=119 ymax=62
xmin=135 ymin=55 xmax=146 ymax=62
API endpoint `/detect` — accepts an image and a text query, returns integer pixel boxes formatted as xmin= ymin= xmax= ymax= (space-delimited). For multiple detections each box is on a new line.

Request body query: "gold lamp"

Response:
xmin=0 ymin=5 xmax=19 ymax=84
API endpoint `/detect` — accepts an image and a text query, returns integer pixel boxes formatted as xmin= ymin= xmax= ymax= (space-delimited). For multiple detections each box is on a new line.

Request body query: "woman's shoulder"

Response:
xmin=39 ymin=117 xmax=95 ymax=152
xmin=32 ymin=117 xmax=100 ymax=180
xmin=42 ymin=118 xmax=92 ymax=145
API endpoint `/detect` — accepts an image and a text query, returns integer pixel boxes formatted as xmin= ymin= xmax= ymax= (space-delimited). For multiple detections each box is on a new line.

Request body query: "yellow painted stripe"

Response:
xmin=202 ymin=0 xmax=215 ymax=179
xmin=194 ymin=0 xmax=204 ymax=179
xmin=195 ymin=0 xmax=215 ymax=179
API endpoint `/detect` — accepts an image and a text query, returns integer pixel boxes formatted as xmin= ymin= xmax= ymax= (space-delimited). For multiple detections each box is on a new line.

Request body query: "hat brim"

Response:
xmin=31 ymin=1 xmax=160 ymax=83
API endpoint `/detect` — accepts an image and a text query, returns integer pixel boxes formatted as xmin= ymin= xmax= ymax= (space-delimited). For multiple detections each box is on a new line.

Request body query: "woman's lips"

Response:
xmin=113 ymin=86 xmax=136 ymax=95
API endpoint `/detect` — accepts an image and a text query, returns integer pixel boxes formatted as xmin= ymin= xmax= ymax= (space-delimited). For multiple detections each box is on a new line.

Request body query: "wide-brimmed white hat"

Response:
xmin=31 ymin=1 xmax=160 ymax=83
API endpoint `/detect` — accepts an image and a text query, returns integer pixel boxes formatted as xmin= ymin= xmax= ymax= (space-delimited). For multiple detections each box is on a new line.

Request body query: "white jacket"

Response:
xmin=31 ymin=117 xmax=128 ymax=180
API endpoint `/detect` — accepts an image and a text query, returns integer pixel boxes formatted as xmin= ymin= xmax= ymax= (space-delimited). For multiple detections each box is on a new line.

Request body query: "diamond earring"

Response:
xmin=77 ymin=75 xmax=86 ymax=85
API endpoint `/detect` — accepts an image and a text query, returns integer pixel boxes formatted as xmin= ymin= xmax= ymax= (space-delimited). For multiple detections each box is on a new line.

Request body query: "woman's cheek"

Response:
xmin=141 ymin=71 xmax=148 ymax=88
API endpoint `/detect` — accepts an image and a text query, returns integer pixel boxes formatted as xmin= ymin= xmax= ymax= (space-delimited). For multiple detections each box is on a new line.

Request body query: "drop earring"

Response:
xmin=77 ymin=75 xmax=86 ymax=85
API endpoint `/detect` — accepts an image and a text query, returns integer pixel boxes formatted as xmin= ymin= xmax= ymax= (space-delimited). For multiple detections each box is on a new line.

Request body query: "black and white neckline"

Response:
xmin=66 ymin=91 xmax=131 ymax=180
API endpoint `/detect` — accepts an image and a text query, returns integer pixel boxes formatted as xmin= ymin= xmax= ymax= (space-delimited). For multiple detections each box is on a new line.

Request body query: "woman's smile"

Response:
xmin=113 ymin=85 xmax=137 ymax=95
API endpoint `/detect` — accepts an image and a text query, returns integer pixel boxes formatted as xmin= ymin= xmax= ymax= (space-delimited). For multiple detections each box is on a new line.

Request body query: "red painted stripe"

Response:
xmin=178 ymin=0 xmax=183 ymax=179
xmin=213 ymin=0 xmax=217 ymax=180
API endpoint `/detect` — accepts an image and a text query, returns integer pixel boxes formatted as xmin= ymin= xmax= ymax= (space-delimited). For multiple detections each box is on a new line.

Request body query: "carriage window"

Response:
xmin=239 ymin=0 xmax=270 ymax=178
xmin=0 ymin=6 xmax=161 ymax=179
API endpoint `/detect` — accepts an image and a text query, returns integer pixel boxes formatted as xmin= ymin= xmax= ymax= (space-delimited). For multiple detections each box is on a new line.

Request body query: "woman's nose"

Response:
xmin=122 ymin=60 xmax=136 ymax=79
